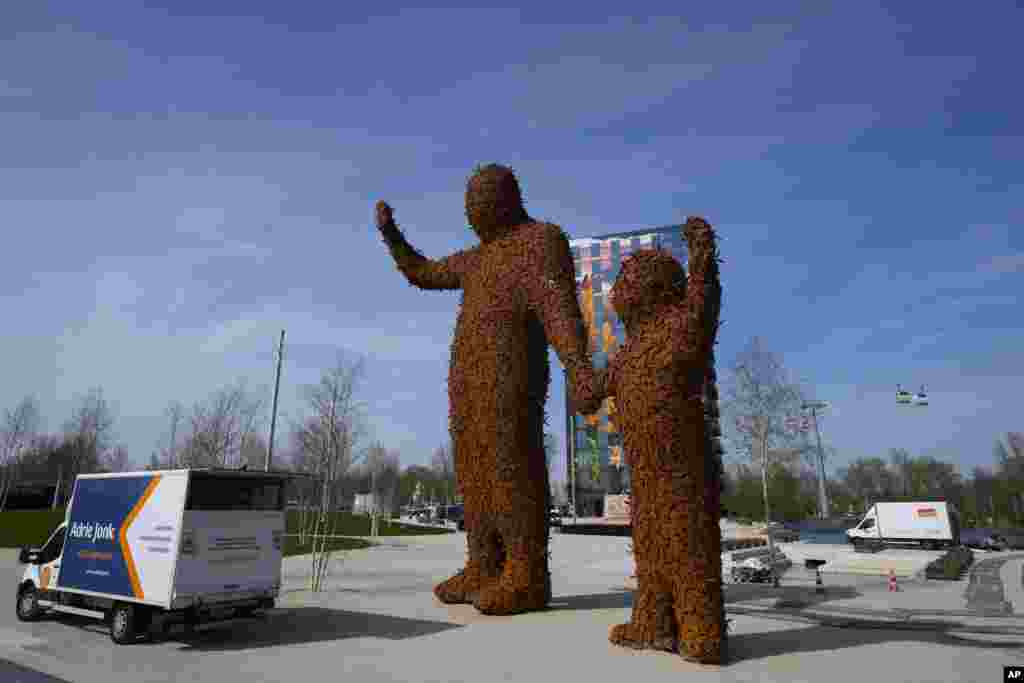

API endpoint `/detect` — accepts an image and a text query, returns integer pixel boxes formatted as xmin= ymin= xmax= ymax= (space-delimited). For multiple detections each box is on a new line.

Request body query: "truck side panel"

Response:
xmin=173 ymin=510 xmax=284 ymax=601
xmin=56 ymin=473 xmax=187 ymax=608
xmin=877 ymin=502 xmax=952 ymax=541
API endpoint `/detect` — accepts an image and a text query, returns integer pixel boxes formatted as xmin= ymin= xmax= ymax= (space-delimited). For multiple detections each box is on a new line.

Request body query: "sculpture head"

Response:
xmin=465 ymin=163 xmax=530 ymax=242
xmin=611 ymin=248 xmax=686 ymax=332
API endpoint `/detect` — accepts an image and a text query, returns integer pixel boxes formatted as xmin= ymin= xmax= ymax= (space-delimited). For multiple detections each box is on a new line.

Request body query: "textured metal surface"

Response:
xmin=375 ymin=165 xmax=601 ymax=616
xmin=603 ymin=218 xmax=726 ymax=664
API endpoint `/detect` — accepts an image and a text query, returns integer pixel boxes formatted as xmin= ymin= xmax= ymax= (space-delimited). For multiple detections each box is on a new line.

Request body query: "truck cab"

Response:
xmin=847 ymin=508 xmax=880 ymax=543
xmin=17 ymin=523 xmax=68 ymax=615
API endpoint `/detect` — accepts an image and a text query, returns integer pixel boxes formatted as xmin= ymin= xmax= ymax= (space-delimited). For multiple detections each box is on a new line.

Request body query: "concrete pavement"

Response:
xmin=4 ymin=537 xmax=1024 ymax=682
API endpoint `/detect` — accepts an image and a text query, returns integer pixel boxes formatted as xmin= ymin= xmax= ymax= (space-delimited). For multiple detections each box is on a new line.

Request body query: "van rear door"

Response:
xmin=57 ymin=472 xmax=188 ymax=608
xmin=173 ymin=474 xmax=285 ymax=603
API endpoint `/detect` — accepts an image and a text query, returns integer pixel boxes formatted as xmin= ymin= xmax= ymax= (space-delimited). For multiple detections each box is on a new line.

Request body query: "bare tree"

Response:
xmin=544 ymin=432 xmax=558 ymax=477
xmin=723 ymin=336 xmax=805 ymax=525
xmin=60 ymin=387 xmax=116 ymax=499
xmin=164 ymin=401 xmax=185 ymax=468
xmin=0 ymin=396 xmax=42 ymax=511
xmin=430 ymin=444 xmax=456 ymax=505
xmin=838 ymin=457 xmax=899 ymax=505
xmin=362 ymin=442 xmax=401 ymax=515
xmin=102 ymin=445 xmax=132 ymax=473
xmin=241 ymin=433 xmax=270 ymax=470
xmin=1008 ymin=432 xmax=1024 ymax=460
xmin=290 ymin=352 xmax=369 ymax=592
xmin=889 ymin=448 xmax=914 ymax=497
xmin=544 ymin=432 xmax=559 ymax=502
xmin=181 ymin=381 xmax=265 ymax=468
xmin=293 ymin=354 xmax=368 ymax=506
xmin=146 ymin=451 xmax=163 ymax=471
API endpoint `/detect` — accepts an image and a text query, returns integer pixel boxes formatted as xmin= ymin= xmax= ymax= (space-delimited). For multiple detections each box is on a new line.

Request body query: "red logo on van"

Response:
xmin=916 ymin=507 xmax=937 ymax=518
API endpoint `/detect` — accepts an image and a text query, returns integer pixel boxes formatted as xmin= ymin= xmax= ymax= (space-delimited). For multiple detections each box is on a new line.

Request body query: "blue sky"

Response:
xmin=2 ymin=2 xmax=1021 ymax=481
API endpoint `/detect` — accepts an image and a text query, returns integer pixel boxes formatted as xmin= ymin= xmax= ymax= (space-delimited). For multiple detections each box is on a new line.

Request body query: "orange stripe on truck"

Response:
xmin=120 ymin=475 xmax=161 ymax=600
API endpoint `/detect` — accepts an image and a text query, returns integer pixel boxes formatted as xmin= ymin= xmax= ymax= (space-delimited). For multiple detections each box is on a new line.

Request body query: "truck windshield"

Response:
xmin=186 ymin=477 xmax=285 ymax=511
xmin=39 ymin=526 xmax=66 ymax=563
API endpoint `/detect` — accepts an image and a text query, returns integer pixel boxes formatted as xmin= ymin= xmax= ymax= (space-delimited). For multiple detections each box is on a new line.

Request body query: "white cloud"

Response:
xmin=194 ymin=304 xmax=453 ymax=364
xmin=983 ymin=253 xmax=1024 ymax=275
xmin=199 ymin=317 xmax=266 ymax=355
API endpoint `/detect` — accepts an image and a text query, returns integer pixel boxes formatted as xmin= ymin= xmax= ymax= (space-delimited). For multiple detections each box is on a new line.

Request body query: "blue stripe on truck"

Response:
xmin=56 ymin=475 xmax=155 ymax=599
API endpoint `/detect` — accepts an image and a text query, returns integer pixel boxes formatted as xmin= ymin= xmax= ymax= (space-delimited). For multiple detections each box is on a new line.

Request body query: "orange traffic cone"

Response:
xmin=888 ymin=569 xmax=898 ymax=592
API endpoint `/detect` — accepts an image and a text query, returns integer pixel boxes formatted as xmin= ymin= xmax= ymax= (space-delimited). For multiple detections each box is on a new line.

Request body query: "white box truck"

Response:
xmin=16 ymin=468 xmax=293 ymax=644
xmin=846 ymin=501 xmax=960 ymax=550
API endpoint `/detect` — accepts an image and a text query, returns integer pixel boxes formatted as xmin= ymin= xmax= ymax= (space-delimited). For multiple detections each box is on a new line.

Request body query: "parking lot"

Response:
xmin=4 ymin=535 xmax=1024 ymax=683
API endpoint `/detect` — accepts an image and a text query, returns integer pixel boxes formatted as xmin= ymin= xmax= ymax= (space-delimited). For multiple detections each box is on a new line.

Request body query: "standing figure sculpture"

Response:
xmin=374 ymin=164 xmax=602 ymax=615
xmin=600 ymin=217 xmax=725 ymax=664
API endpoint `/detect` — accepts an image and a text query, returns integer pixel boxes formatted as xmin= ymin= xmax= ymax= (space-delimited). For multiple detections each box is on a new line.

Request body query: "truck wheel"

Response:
xmin=16 ymin=585 xmax=43 ymax=622
xmin=110 ymin=603 xmax=138 ymax=644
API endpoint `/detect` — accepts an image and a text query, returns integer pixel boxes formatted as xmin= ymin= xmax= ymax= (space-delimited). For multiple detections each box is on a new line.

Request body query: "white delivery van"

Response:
xmin=846 ymin=501 xmax=960 ymax=550
xmin=16 ymin=468 xmax=292 ymax=644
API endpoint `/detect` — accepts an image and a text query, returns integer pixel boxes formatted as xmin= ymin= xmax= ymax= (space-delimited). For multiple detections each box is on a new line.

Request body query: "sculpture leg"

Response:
xmin=472 ymin=431 xmax=551 ymax=616
xmin=473 ymin=532 xmax=549 ymax=615
xmin=435 ymin=511 xmax=505 ymax=604
xmin=610 ymin=577 xmax=677 ymax=652
xmin=673 ymin=554 xmax=725 ymax=665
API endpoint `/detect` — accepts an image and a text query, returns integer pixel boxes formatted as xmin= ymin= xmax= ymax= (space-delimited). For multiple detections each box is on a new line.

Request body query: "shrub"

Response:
xmin=926 ymin=546 xmax=974 ymax=581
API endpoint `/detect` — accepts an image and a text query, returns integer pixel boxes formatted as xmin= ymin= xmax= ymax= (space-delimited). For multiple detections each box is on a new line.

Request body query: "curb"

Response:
xmin=726 ymin=603 xmax=1024 ymax=634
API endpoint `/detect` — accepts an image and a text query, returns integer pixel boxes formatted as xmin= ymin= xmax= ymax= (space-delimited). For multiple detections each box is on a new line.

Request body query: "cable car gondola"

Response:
xmin=896 ymin=384 xmax=913 ymax=405
xmin=912 ymin=385 xmax=928 ymax=406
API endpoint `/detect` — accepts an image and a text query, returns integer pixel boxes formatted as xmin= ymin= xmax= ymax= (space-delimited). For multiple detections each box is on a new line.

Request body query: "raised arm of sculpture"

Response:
xmin=375 ymin=200 xmax=479 ymax=291
xmin=523 ymin=223 xmax=604 ymax=416
xmin=675 ymin=216 xmax=722 ymax=362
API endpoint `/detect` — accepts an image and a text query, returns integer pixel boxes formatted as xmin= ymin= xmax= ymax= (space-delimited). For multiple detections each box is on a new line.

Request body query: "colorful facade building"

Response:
xmin=565 ymin=225 xmax=689 ymax=516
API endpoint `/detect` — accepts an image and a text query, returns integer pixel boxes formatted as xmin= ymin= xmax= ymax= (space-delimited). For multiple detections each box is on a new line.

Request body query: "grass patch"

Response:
xmin=284 ymin=510 xmax=452 ymax=537
xmin=0 ymin=508 xmax=69 ymax=548
xmin=0 ymin=508 xmax=452 ymax=549
xmin=283 ymin=535 xmax=372 ymax=557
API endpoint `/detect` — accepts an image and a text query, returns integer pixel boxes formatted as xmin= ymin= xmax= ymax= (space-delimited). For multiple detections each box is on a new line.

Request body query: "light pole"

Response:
xmin=802 ymin=401 xmax=831 ymax=519
xmin=266 ymin=329 xmax=285 ymax=472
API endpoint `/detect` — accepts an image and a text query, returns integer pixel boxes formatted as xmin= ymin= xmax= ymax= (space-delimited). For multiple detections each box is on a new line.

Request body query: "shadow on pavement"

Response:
xmin=548 ymin=590 xmax=632 ymax=611
xmin=547 ymin=584 xmax=863 ymax=613
xmin=0 ymin=658 xmax=74 ymax=683
xmin=728 ymin=621 xmax=1023 ymax=664
xmin=164 ymin=607 xmax=463 ymax=651
xmin=725 ymin=583 xmax=861 ymax=606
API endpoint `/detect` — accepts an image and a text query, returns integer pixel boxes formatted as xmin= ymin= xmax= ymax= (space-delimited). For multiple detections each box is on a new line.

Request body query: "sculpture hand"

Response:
xmin=376 ymin=200 xmax=402 ymax=239
xmin=376 ymin=200 xmax=394 ymax=228
xmin=683 ymin=216 xmax=715 ymax=250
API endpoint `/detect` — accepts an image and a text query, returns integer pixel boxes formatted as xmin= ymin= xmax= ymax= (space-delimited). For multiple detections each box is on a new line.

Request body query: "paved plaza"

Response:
xmin=3 ymin=533 xmax=1024 ymax=682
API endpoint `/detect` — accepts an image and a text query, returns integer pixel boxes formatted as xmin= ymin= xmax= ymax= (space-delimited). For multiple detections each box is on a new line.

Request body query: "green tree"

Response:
xmin=722 ymin=464 xmax=765 ymax=521
xmin=574 ymin=425 xmax=602 ymax=487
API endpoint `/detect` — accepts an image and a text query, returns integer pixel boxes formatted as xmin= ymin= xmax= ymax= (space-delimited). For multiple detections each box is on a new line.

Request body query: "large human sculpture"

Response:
xmin=601 ymin=217 xmax=725 ymax=664
xmin=374 ymin=164 xmax=602 ymax=615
